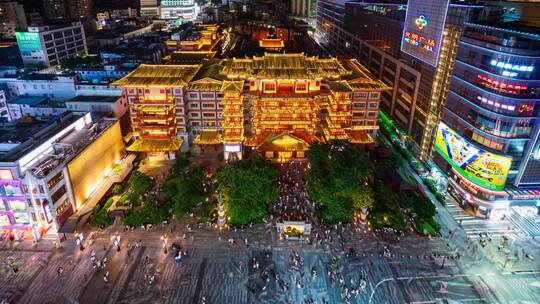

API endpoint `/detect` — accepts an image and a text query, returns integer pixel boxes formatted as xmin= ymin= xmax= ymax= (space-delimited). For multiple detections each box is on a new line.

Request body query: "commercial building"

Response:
xmin=15 ymin=22 xmax=87 ymax=67
xmin=0 ymin=113 xmax=125 ymax=241
xmin=160 ymin=0 xmax=196 ymax=21
xmin=291 ymin=0 xmax=311 ymax=18
xmin=140 ymin=0 xmax=160 ymax=18
xmin=0 ymin=1 xmax=27 ymax=38
xmin=317 ymin=0 xmax=540 ymax=215
xmin=114 ymin=53 xmax=388 ymax=161
xmin=436 ymin=22 xmax=540 ymax=216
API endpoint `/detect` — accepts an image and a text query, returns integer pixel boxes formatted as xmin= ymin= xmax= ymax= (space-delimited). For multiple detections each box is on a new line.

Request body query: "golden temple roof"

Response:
xmin=221 ymin=80 xmax=244 ymax=92
xmin=167 ymin=51 xmax=216 ymax=64
xmin=259 ymin=39 xmax=285 ymax=48
xmin=345 ymin=59 xmax=391 ymax=91
xmin=194 ymin=129 xmax=222 ymax=145
xmin=258 ymin=133 xmax=310 ymax=152
xmin=221 ymin=53 xmax=351 ymax=79
xmin=126 ymin=138 xmax=183 ymax=152
xmin=113 ymin=64 xmax=202 ymax=87
xmin=327 ymin=81 xmax=353 ymax=92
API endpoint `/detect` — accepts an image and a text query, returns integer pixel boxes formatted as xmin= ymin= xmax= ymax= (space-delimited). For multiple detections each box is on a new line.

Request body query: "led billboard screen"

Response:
xmin=401 ymin=0 xmax=449 ymax=67
xmin=434 ymin=122 xmax=512 ymax=191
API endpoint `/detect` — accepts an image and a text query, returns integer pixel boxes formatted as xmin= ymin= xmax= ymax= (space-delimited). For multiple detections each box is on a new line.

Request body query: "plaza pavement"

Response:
xmin=2 ymin=214 xmax=540 ymax=304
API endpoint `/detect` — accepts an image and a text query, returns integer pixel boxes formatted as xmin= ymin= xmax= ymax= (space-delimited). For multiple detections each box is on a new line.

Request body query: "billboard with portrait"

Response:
xmin=434 ymin=122 xmax=512 ymax=191
xmin=401 ymin=0 xmax=450 ymax=67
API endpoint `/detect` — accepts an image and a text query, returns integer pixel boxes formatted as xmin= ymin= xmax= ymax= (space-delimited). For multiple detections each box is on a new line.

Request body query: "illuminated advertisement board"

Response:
xmin=0 ymin=180 xmax=23 ymax=196
xmin=401 ymin=0 xmax=450 ymax=67
xmin=15 ymin=32 xmax=45 ymax=65
xmin=434 ymin=122 xmax=512 ymax=191
xmin=0 ymin=213 xmax=10 ymax=226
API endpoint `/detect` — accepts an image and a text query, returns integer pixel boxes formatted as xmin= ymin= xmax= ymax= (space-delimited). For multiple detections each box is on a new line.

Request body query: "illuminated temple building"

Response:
xmin=115 ymin=53 xmax=389 ymax=161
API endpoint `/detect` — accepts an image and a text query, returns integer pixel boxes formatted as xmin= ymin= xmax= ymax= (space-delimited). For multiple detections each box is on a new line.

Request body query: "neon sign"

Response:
xmin=415 ymin=15 xmax=429 ymax=30
xmin=400 ymin=0 xmax=449 ymax=67
xmin=403 ymin=32 xmax=435 ymax=52
xmin=490 ymin=60 xmax=534 ymax=72
xmin=477 ymin=74 xmax=528 ymax=93
xmin=476 ymin=96 xmax=516 ymax=111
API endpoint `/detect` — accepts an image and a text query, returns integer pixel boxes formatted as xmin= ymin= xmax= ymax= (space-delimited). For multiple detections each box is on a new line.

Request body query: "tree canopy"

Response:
xmin=163 ymin=166 xmax=212 ymax=219
xmin=306 ymin=141 xmax=373 ymax=224
xmin=217 ymin=155 xmax=278 ymax=226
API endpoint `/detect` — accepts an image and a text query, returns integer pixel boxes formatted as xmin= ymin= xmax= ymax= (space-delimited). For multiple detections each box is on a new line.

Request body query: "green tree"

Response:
xmin=306 ymin=141 xmax=373 ymax=224
xmin=217 ymin=155 xmax=278 ymax=225
xmin=163 ymin=167 xmax=209 ymax=217
xmin=121 ymin=198 xmax=170 ymax=227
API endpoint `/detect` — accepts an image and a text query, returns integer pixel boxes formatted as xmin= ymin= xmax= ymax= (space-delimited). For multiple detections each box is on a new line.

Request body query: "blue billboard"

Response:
xmin=401 ymin=0 xmax=450 ymax=67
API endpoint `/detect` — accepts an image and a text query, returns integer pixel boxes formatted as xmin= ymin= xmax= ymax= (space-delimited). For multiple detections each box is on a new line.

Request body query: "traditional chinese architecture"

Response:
xmin=115 ymin=53 xmax=389 ymax=161
xmin=113 ymin=64 xmax=201 ymax=160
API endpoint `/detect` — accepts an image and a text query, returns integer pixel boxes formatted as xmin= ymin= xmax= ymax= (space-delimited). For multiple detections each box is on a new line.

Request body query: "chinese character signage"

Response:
xmin=434 ymin=122 xmax=512 ymax=191
xmin=401 ymin=0 xmax=450 ymax=67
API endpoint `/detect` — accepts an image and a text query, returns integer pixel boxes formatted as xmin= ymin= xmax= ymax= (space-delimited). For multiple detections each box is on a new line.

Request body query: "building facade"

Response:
xmin=140 ymin=0 xmax=160 ymax=18
xmin=0 ymin=1 xmax=27 ymax=38
xmin=317 ymin=1 xmax=540 ymax=214
xmin=16 ymin=22 xmax=87 ymax=67
xmin=0 ymin=113 xmax=125 ymax=241
xmin=115 ymin=53 xmax=388 ymax=161
xmin=291 ymin=0 xmax=311 ymax=18
xmin=160 ymin=0 xmax=196 ymax=21
xmin=436 ymin=23 xmax=540 ymax=216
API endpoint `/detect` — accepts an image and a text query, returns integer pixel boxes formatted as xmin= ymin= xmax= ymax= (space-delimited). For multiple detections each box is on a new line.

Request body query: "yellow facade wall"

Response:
xmin=67 ymin=121 xmax=125 ymax=207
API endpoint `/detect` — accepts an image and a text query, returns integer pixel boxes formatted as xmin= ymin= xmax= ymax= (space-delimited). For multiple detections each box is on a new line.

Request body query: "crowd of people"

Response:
xmin=270 ymin=161 xmax=315 ymax=223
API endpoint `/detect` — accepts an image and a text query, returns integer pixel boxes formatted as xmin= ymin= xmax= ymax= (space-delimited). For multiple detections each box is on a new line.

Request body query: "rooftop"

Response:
xmin=221 ymin=53 xmax=351 ymax=79
xmin=19 ymin=73 xmax=75 ymax=81
xmin=113 ymin=64 xmax=202 ymax=87
xmin=68 ymin=96 xmax=119 ymax=103
xmin=167 ymin=51 xmax=216 ymax=64
xmin=0 ymin=118 xmax=50 ymax=145
xmin=0 ymin=113 xmax=82 ymax=163
xmin=7 ymin=96 xmax=49 ymax=106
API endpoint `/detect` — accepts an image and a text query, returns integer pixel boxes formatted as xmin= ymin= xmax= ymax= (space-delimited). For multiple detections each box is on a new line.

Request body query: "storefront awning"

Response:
xmin=126 ymin=138 xmax=183 ymax=152
xmin=194 ymin=130 xmax=222 ymax=145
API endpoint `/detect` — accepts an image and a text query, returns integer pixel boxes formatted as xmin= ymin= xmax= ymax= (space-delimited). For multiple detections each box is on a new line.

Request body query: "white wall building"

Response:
xmin=66 ymin=96 xmax=127 ymax=118
xmin=10 ymin=73 xmax=78 ymax=101
xmin=15 ymin=22 xmax=87 ymax=67
xmin=6 ymin=96 xmax=66 ymax=121
xmin=160 ymin=0 xmax=196 ymax=21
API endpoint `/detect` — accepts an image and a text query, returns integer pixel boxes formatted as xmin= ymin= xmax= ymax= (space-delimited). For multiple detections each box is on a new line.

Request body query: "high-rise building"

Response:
xmin=16 ymin=22 xmax=87 ymax=67
xmin=140 ymin=0 xmax=160 ymax=17
xmin=317 ymin=0 xmax=540 ymax=216
xmin=42 ymin=0 xmax=67 ymax=21
xmin=67 ymin=0 xmax=92 ymax=20
xmin=160 ymin=0 xmax=196 ymax=21
xmin=291 ymin=0 xmax=310 ymax=18
xmin=0 ymin=1 xmax=28 ymax=38
xmin=437 ymin=22 xmax=540 ymax=216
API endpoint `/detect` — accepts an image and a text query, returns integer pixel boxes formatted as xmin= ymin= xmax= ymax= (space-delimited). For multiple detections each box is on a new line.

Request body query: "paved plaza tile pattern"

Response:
xmin=1 ymin=220 xmax=540 ymax=304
